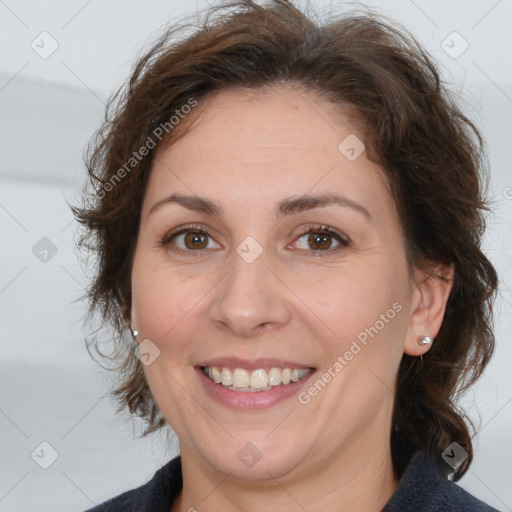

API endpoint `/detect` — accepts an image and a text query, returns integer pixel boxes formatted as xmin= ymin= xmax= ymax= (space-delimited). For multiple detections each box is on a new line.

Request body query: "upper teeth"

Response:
xmin=203 ymin=366 xmax=311 ymax=391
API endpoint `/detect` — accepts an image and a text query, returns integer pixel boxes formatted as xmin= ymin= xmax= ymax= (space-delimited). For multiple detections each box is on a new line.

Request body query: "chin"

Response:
xmin=190 ymin=431 xmax=310 ymax=482
xmin=211 ymin=448 xmax=304 ymax=482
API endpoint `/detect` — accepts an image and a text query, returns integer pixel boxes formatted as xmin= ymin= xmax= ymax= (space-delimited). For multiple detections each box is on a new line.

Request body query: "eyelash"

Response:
xmin=160 ymin=223 xmax=350 ymax=258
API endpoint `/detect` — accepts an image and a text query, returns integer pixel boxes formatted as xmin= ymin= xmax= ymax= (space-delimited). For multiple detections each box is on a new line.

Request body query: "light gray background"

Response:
xmin=0 ymin=1 xmax=511 ymax=511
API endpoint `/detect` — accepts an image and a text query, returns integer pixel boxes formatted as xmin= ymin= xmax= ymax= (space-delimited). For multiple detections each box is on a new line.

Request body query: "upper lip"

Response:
xmin=196 ymin=357 xmax=316 ymax=372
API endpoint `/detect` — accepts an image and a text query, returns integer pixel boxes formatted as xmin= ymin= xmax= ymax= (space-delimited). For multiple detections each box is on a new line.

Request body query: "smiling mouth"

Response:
xmin=200 ymin=366 xmax=313 ymax=392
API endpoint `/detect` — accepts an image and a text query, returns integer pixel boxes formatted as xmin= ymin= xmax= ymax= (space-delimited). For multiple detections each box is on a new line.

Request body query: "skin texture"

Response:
xmin=130 ymin=85 xmax=454 ymax=512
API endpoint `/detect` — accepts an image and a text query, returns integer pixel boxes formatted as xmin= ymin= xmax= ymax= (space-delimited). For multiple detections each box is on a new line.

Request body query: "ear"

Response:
xmin=123 ymin=303 xmax=138 ymax=332
xmin=130 ymin=307 xmax=138 ymax=332
xmin=403 ymin=263 xmax=454 ymax=356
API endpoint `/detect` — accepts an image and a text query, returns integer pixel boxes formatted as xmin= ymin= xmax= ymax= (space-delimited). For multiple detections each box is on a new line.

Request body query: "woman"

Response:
xmin=74 ymin=1 xmax=500 ymax=510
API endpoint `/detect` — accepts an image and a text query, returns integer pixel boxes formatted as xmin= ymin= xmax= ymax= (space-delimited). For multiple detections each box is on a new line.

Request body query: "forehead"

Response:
xmin=168 ymin=85 xmax=352 ymax=154
xmin=145 ymin=85 xmax=392 ymax=219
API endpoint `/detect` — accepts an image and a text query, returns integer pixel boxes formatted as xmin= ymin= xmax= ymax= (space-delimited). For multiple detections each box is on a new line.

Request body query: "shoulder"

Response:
xmin=83 ymin=456 xmax=182 ymax=512
xmin=383 ymin=451 xmax=500 ymax=512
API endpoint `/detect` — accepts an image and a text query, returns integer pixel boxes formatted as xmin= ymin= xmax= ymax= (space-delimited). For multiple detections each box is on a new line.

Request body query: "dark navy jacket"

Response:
xmin=85 ymin=451 xmax=500 ymax=511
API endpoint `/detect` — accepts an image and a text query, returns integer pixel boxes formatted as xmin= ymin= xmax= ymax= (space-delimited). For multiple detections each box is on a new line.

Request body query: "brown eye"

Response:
xmin=182 ymin=232 xmax=208 ymax=250
xmin=161 ymin=225 xmax=221 ymax=254
xmin=293 ymin=225 xmax=349 ymax=256
xmin=308 ymin=232 xmax=333 ymax=250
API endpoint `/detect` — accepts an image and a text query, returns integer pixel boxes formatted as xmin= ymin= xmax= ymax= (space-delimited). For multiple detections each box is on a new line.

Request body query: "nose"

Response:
xmin=209 ymin=247 xmax=292 ymax=338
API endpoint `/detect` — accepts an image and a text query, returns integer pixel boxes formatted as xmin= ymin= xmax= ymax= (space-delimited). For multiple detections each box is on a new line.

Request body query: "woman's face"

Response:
xmin=131 ymin=86 xmax=429 ymax=480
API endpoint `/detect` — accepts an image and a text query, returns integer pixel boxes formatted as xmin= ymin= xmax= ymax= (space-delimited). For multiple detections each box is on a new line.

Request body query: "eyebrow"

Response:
xmin=148 ymin=192 xmax=372 ymax=220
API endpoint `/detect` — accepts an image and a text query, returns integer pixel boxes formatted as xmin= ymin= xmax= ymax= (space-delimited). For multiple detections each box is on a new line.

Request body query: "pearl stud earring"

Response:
xmin=417 ymin=335 xmax=432 ymax=346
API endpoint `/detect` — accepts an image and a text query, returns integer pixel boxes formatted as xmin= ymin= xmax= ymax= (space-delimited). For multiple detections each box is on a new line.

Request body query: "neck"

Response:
xmin=172 ymin=425 xmax=398 ymax=512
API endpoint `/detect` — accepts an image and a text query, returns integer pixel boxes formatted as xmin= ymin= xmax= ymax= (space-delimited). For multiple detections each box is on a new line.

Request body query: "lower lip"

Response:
xmin=195 ymin=367 xmax=315 ymax=410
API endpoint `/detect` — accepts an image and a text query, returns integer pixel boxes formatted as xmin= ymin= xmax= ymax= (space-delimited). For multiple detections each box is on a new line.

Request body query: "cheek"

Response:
xmin=292 ymin=258 xmax=408 ymax=362
xmin=131 ymin=255 xmax=221 ymax=362
xmin=294 ymin=264 xmax=408 ymax=424
xmin=298 ymin=264 xmax=380 ymax=323
xmin=132 ymin=257 xmax=192 ymax=343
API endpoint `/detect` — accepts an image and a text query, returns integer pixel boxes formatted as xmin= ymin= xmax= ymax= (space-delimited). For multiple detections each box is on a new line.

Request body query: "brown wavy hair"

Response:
xmin=72 ymin=0 xmax=498 ymax=480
